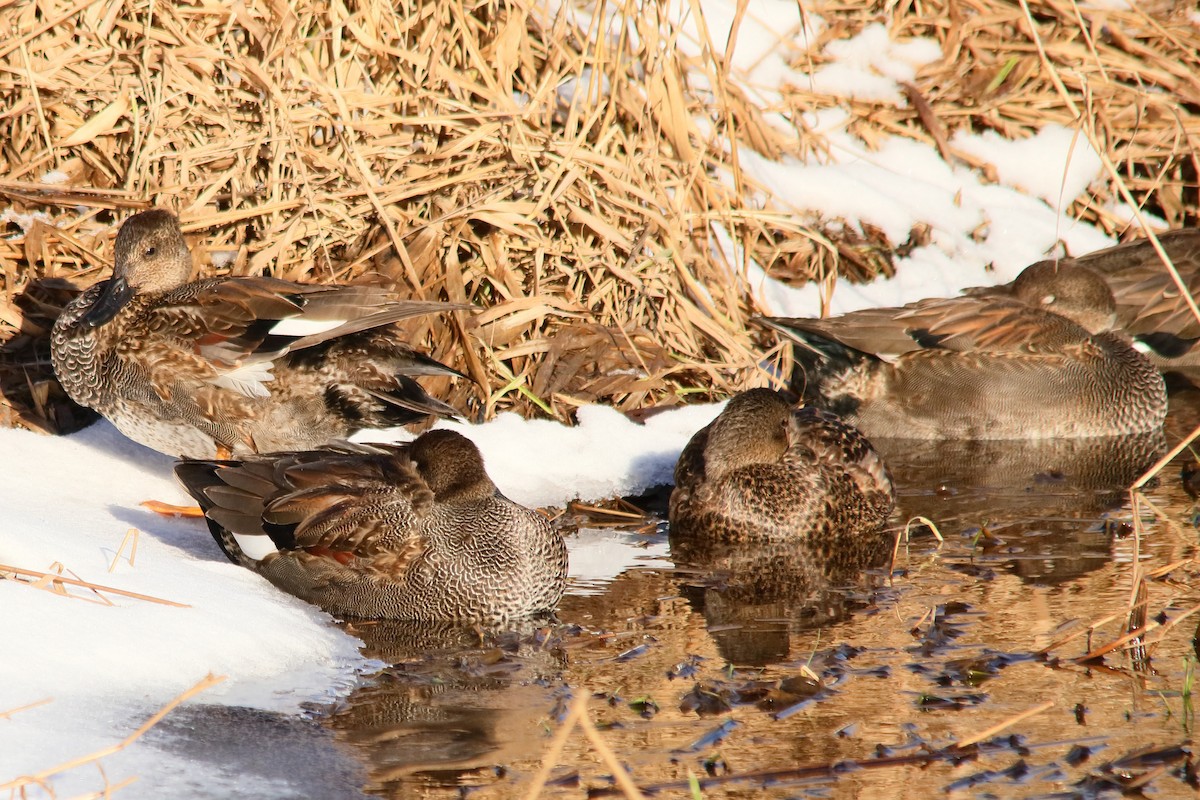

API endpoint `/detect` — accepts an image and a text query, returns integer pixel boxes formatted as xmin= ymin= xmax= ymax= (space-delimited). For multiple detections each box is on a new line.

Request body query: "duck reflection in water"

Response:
xmin=322 ymin=618 xmax=566 ymax=795
xmin=668 ymin=389 xmax=897 ymax=666
xmin=878 ymin=431 xmax=1166 ymax=586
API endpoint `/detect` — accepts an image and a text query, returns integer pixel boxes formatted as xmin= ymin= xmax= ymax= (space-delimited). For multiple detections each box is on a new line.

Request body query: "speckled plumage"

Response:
xmin=51 ymin=209 xmax=466 ymax=458
xmin=669 ymin=389 xmax=895 ymax=545
xmin=757 ymin=261 xmax=1167 ymax=439
xmin=174 ymin=430 xmax=568 ymax=623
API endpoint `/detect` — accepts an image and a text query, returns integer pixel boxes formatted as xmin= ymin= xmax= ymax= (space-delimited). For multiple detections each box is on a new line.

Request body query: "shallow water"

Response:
xmin=193 ymin=385 xmax=1200 ymax=798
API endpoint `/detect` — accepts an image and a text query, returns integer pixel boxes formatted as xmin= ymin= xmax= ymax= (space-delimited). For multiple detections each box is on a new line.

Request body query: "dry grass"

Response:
xmin=1 ymin=0 xmax=1197 ymax=433
xmin=0 ymin=561 xmax=190 ymax=606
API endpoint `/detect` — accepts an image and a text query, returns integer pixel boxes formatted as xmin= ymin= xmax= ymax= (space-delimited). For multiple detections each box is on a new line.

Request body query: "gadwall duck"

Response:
xmin=1032 ymin=229 xmax=1200 ymax=367
xmin=669 ymin=390 xmax=896 ymax=665
xmin=174 ymin=429 xmax=567 ymax=623
xmin=669 ymin=388 xmax=895 ymax=542
xmin=52 ymin=209 xmax=467 ymax=459
xmin=757 ymin=261 xmax=1167 ymax=439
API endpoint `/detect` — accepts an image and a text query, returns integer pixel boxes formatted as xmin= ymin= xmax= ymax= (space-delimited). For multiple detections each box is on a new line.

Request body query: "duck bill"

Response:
xmin=82 ymin=276 xmax=133 ymax=327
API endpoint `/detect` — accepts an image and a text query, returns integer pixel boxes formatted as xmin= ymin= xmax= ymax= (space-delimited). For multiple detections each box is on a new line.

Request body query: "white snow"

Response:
xmin=209 ymin=249 xmax=238 ymax=268
xmin=0 ymin=423 xmax=368 ymax=796
xmin=952 ymin=125 xmax=1103 ymax=209
xmin=0 ymin=0 xmax=1171 ymax=796
xmin=1 ymin=208 xmax=54 ymax=237
xmin=715 ymin=113 xmax=1117 ymax=318
xmin=813 ymin=23 xmax=943 ymax=103
xmin=674 ymin=0 xmax=824 ymax=95
xmin=355 ymin=402 xmax=726 ymax=509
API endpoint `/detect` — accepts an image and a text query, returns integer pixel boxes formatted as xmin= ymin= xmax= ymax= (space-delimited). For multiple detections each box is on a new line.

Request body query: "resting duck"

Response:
xmin=51 ymin=209 xmax=466 ymax=459
xmin=669 ymin=388 xmax=895 ymax=542
xmin=1037 ymin=229 xmax=1200 ymax=368
xmin=757 ymin=260 xmax=1167 ymax=439
xmin=174 ymin=429 xmax=568 ymax=623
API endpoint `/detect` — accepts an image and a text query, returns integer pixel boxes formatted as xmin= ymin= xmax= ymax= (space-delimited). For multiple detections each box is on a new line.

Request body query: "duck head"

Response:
xmin=702 ymin=388 xmax=792 ymax=481
xmin=1012 ymin=260 xmax=1118 ymax=333
xmin=410 ymin=429 xmax=496 ymax=502
xmin=84 ymin=209 xmax=193 ymax=327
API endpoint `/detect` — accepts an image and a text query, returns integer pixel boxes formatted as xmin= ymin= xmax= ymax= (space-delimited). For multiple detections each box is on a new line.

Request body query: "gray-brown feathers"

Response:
xmin=174 ymin=430 xmax=567 ymax=623
xmin=52 ymin=209 xmax=468 ymax=458
xmin=669 ymin=389 xmax=895 ymax=544
xmin=1050 ymin=229 xmax=1200 ymax=365
xmin=757 ymin=261 xmax=1167 ymax=439
xmin=668 ymin=390 xmax=897 ymax=667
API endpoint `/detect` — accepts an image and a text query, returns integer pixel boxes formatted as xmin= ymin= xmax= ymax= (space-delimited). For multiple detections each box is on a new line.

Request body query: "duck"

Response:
xmin=173 ymin=429 xmax=568 ymax=623
xmin=51 ymin=208 xmax=468 ymax=459
xmin=1034 ymin=229 xmax=1200 ymax=368
xmin=669 ymin=388 xmax=895 ymax=543
xmin=756 ymin=260 xmax=1168 ymax=439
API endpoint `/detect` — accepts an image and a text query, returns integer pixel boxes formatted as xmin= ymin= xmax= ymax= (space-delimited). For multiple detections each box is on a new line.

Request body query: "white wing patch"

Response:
xmin=210 ymin=360 xmax=276 ymax=398
xmin=232 ymin=531 xmax=281 ymax=560
xmin=268 ymin=317 xmax=350 ymax=337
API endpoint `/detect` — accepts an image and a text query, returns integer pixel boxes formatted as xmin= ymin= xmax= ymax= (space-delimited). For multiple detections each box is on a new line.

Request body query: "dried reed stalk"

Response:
xmin=0 ymin=562 xmax=190 ymax=607
xmin=952 ymin=699 xmax=1054 ymax=749
xmin=0 ymin=0 xmax=1196 ymax=432
xmin=106 ymin=527 xmax=140 ymax=573
xmin=0 ymin=673 xmax=224 ymax=795
xmin=523 ymin=693 xmax=645 ymax=800
xmin=0 ymin=697 xmax=53 ymax=721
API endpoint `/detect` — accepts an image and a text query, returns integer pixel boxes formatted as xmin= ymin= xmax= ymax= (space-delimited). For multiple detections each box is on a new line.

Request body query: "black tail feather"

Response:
xmin=753 ymin=316 xmax=878 ymax=412
xmin=1137 ymin=331 xmax=1199 ymax=360
xmin=174 ymin=460 xmax=272 ymax=568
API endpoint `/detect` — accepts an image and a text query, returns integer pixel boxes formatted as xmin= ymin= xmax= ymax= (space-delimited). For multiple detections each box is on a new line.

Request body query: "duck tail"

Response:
xmin=1135 ymin=331 xmax=1200 ymax=361
xmin=294 ymin=330 xmax=468 ymax=427
xmin=174 ymin=459 xmax=279 ymax=570
xmin=370 ymin=348 xmax=468 ymax=423
xmin=753 ymin=316 xmax=877 ymax=409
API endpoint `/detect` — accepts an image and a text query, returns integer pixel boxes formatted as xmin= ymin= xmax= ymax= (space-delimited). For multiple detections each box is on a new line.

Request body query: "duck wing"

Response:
xmin=176 ymin=443 xmax=436 ymax=577
xmin=762 ymin=295 xmax=1092 ymax=360
xmin=1075 ymin=230 xmax=1200 ymax=340
xmin=155 ymin=277 xmax=466 ymax=399
xmin=891 ymin=295 xmax=1095 ymax=353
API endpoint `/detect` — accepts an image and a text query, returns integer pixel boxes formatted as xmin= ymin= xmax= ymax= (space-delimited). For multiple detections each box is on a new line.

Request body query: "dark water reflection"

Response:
xmin=670 ymin=519 xmax=895 ymax=667
xmin=321 ymin=620 xmax=566 ymax=796
xmin=323 ymin=386 xmax=1200 ymax=799
xmin=881 ymin=432 xmax=1166 ymax=588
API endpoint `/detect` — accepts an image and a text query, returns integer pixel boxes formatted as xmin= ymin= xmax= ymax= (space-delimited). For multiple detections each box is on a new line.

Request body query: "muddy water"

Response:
xmin=323 ymin=385 xmax=1200 ymax=799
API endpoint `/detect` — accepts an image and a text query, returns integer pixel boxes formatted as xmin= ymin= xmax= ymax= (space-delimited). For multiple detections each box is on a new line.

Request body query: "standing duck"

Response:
xmin=669 ymin=388 xmax=895 ymax=542
xmin=174 ymin=429 xmax=568 ymax=623
xmin=757 ymin=260 xmax=1167 ymax=439
xmin=52 ymin=209 xmax=467 ymax=459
